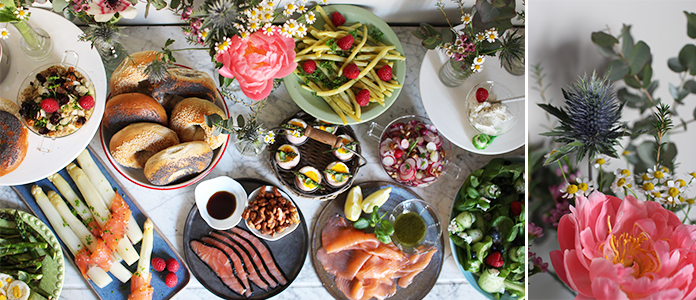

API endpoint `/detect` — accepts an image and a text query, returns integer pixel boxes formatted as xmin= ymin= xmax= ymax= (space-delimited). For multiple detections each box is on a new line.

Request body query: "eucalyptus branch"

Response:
xmin=605 ymin=27 xmax=656 ymax=107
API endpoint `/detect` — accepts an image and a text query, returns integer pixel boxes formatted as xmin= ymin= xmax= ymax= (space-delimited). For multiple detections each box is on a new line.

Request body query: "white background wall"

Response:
xmin=529 ymin=0 xmax=696 ymax=299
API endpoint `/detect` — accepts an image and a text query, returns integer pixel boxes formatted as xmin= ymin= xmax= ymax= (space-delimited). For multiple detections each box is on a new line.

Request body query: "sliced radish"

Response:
xmin=382 ymin=154 xmax=396 ymax=167
xmin=430 ymin=151 xmax=440 ymax=162
xmin=400 ymin=139 xmax=410 ymax=149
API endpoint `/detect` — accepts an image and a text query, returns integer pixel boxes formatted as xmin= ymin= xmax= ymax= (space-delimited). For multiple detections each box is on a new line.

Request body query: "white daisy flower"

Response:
xmin=283 ymin=2 xmax=295 ymax=15
xmin=610 ymin=170 xmax=633 ymax=194
xmin=246 ymin=8 xmax=260 ymax=19
xmin=199 ymin=28 xmax=210 ymax=39
xmin=575 ymin=178 xmax=595 ymax=197
xmin=560 ymin=182 xmax=579 ymax=199
xmin=284 ymin=19 xmax=299 ymax=35
xmin=645 ymin=165 xmax=670 ymax=183
xmin=264 ymin=132 xmax=275 ymax=144
xmin=262 ymin=12 xmax=274 ymax=22
xmin=651 ymin=189 xmax=667 ymax=202
xmin=239 ymin=30 xmax=250 ymax=39
xmin=305 ymin=11 xmax=316 ymax=24
xmin=215 ymin=37 xmax=232 ymax=53
xmin=262 ymin=23 xmax=275 ymax=36
xmin=473 ymin=55 xmax=485 ymax=65
xmin=233 ymin=23 xmax=245 ymax=31
xmin=280 ymin=27 xmax=292 ymax=39
xmin=641 ymin=182 xmax=656 ymax=196
xmin=592 ymin=155 xmax=610 ymax=169
xmin=0 ymin=28 xmax=9 ymax=40
xmin=475 ymin=32 xmax=485 ymax=42
xmin=664 ymin=180 xmax=684 ymax=204
xmin=319 ymin=0 xmax=328 ymax=4
xmin=470 ymin=63 xmax=482 ymax=73
xmin=247 ymin=21 xmax=261 ymax=32
xmin=296 ymin=0 xmax=307 ymax=13
xmin=15 ymin=7 xmax=30 ymax=20
xmin=461 ymin=13 xmax=472 ymax=25
xmin=484 ymin=28 xmax=498 ymax=43
xmin=296 ymin=23 xmax=308 ymax=38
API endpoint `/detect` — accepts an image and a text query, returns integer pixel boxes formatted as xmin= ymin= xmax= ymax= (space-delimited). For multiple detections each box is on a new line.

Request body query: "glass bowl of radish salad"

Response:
xmin=372 ymin=115 xmax=452 ymax=187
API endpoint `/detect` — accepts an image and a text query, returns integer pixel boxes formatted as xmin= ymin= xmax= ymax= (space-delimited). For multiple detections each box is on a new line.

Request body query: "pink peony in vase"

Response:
xmin=550 ymin=192 xmax=696 ymax=299
xmin=216 ymin=27 xmax=297 ymax=101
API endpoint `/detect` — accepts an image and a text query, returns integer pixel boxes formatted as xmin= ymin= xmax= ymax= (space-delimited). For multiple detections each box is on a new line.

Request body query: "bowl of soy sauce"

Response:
xmin=194 ymin=176 xmax=248 ymax=230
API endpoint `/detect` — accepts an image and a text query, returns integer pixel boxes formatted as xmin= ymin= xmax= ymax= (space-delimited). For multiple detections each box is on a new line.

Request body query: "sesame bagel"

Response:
xmin=109 ymin=122 xmax=180 ymax=169
xmin=170 ymin=97 xmax=227 ymax=150
xmin=144 ymin=141 xmax=213 ymax=186
xmin=0 ymin=98 xmax=28 ymax=177
xmin=102 ymin=93 xmax=167 ymax=136
xmin=109 ymin=51 xmax=160 ymax=96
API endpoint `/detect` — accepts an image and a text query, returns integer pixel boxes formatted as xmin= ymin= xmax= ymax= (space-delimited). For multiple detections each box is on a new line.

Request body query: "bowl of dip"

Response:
xmin=389 ymin=199 xmax=442 ymax=254
xmin=465 ymin=81 xmax=519 ymax=136
xmin=194 ymin=176 xmax=248 ymax=230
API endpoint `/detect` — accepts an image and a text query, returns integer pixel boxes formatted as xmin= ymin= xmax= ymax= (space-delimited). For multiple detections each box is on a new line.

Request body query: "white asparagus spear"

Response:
xmin=66 ymin=163 xmax=140 ymax=265
xmin=138 ymin=219 xmax=154 ymax=277
xmin=46 ymin=191 xmax=132 ymax=283
xmin=47 ymin=173 xmax=96 ymax=226
xmin=32 ymin=186 xmax=113 ymax=288
xmin=76 ymin=150 xmax=143 ymax=244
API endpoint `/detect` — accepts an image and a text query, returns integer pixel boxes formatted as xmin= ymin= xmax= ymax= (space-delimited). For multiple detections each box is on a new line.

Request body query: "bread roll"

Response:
xmin=0 ymin=98 xmax=28 ymax=177
xmin=170 ymin=97 xmax=227 ymax=150
xmin=102 ymin=93 xmax=167 ymax=136
xmin=109 ymin=51 xmax=159 ymax=96
xmin=144 ymin=141 xmax=213 ymax=186
xmin=109 ymin=122 xmax=180 ymax=169
xmin=151 ymin=67 xmax=220 ymax=111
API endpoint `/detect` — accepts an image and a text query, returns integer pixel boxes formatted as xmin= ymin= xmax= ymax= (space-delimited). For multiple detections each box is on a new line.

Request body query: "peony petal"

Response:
xmin=550 ymin=250 xmax=569 ymax=285
xmin=591 ymin=277 xmax=629 ymax=300
xmin=563 ymin=249 xmax=594 ymax=297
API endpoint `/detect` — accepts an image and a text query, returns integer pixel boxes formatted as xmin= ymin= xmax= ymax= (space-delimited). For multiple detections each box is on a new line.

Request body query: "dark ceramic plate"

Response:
xmin=310 ymin=181 xmax=445 ymax=300
xmin=183 ymin=178 xmax=308 ymax=299
xmin=11 ymin=146 xmax=191 ymax=300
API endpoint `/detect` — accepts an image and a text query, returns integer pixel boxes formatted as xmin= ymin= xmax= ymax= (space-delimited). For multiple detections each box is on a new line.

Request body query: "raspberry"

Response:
xmin=165 ymin=272 xmax=178 ymax=288
xmin=510 ymin=201 xmax=523 ymax=216
xmin=377 ymin=65 xmax=392 ymax=81
xmin=78 ymin=95 xmax=95 ymax=110
xmin=356 ymin=89 xmax=370 ymax=106
xmin=40 ymin=98 xmax=59 ymax=114
xmin=475 ymin=88 xmax=489 ymax=103
xmin=152 ymin=257 xmax=166 ymax=272
xmin=302 ymin=60 xmax=316 ymax=74
xmin=343 ymin=63 xmax=359 ymax=79
xmin=485 ymin=252 xmax=504 ymax=268
xmin=337 ymin=35 xmax=354 ymax=50
xmin=331 ymin=12 xmax=345 ymax=27
xmin=166 ymin=258 xmax=179 ymax=272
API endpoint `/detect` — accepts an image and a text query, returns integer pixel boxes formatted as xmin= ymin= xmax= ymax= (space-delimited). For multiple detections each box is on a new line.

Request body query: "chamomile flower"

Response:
xmin=645 ymin=165 xmax=670 ymax=182
xmin=305 ymin=11 xmax=316 ymax=24
xmin=283 ymin=19 xmax=299 ymax=35
xmin=247 ymin=20 xmax=261 ymax=32
xmin=560 ymin=182 xmax=580 ymax=199
xmin=484 ymin=28 xmax=498 ymax=43
xmin=610 ymin=169 xmax=633 ymax=194
xmin=664 ymin=180 xmax=684 ymax=204
xmin=690 ymin=172 xmax=696 ymax=179
xmin=319 ymin=0 xmax=328 ymax=4
xmin=641 ymin=182 xmax=656 ymax=195
xmin=264 ymin=131 xmax=275 ymax=144
xmin=296 ymin=23 xmax=307 ymax=38
xmin=575 ymin=178 xmax=595 ymax=197
xmin=651 ymin=189 xmax=667 ymax=202
xmin=262 ymin=23 xmax=275 ymax=36
xmin=475 ymin=32 xmax=485 ymax=42
xmin=215 ymin=37 xmax=232 ymax=53
xmin=0 ymin=28 xmax=8 ymax=40
xmin=622 ymin=150 xmax=630 ymax=156
xmin=15 ymin=7 xmax=30 ymax=21
xmin=199 ymin=28 xmax=210 ymax=39
xmin=280 ymin=27 xmax=292 ymax=39
xmin=592 ymin=155 xmax=609 ymax=169
xmin=470 ymin=63 xmax=482 ymax=73
xmin=296 ymin=0 xmax=307 ymax=13
xmin=461 ymin=13 xmax=472 ymax=25
xmin=233 ymin=22 xmax=245 ymax=32
xmin=262 ymin=11 xmax=274 ymax=22
xmin=239 ymin=30 xmax=250 ymax=39
xmin=0 ymin=3 xmax=4 ymax=9
xmin=246 ymin=8 xmax=260 ymax=19
xmin=473 ymin=55 xmax=485 ymax=65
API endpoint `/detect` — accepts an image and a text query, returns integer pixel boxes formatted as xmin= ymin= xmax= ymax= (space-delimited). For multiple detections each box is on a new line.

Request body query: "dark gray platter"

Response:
xmin=183 ymin=178 xmax=308 ymax=299
xmin=310 ymin=181 xmax=445 ymax=300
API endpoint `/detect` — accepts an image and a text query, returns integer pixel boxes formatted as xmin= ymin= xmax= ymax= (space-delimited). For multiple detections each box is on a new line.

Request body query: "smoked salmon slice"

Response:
xmin=102 ymin=194 xmax=130 ymax=251
xmin=226 ymin=228 xmax=288 ymax=285
xmin=209 ymin=232 xmax=270 ymax=291
xmin=127 ymin=272 xmax=153 ymax=300
xmin=316 ymin=248 xmax=372 ymax=280
xmin=396 ymin=248 xmax=437 ymax=288
xmin=216 ymin=230 xmax=278 ymax=289
xmin=190 ymin=240 xmax=247 ymax=296
xmin=201 ymin=236 xmax=252 ymax=297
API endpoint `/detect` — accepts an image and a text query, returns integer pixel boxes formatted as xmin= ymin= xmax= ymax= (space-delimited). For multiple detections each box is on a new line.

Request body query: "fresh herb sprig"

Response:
xmin=323 ymin=141 xmax=360 ymax=153
xmin=323 ymin=169 xmax=352 ymax=182
xmin=276 ymin=149 xmax=298 ymax=162
xmin=353 ymin=206 xmax=394 ymax=244
xmin=292 ymin=171 xmax=324 ymax=190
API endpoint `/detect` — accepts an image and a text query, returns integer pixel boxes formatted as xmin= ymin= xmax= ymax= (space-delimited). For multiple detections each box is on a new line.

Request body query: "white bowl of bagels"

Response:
xmin=99 ymin=51 xmax=230 ymax=190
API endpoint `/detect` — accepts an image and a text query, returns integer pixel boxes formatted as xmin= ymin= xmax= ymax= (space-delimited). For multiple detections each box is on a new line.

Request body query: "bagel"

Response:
xmin=151 ymin=67 xmax=219 ymax=111
xmin=109 ymin=122 xmax=180 ymax=169
xmin=170 ymin=97 xmax=227 ymax=150
xmin=144 ymin=141 xmax=213 ymax=186
xmin=0 ymin=98 xmax=28 ymax=177
xmin=102 ymin=93 xmax=167 ymax=136
xmin=109 ymin=50 xmax=159 ymax=96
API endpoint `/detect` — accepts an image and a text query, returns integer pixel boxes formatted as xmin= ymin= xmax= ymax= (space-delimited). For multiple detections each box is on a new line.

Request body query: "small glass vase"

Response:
xmin=13 ymin=21 xmax=52 ymax=61
xmin=95 ymin=39 xmax=127 ymax=73
xmin=234 ymin=133 xmax=267 ymax=156
xmin=501 ymin=56 xmax=525 ymax=76
xmin=438 ymin=58 xmax=473 ymax=87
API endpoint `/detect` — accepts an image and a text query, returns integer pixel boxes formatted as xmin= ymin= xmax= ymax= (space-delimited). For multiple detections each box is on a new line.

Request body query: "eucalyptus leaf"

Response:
xmin=620 ymin=24 xmax=634 ymax=56
xmin=624 ymin=75 xmax=642 ymax=89
xmin=617 ymin=88 xmax=643 ymax=108
xmin=679 ymin=44 xmax=696 ymax=76
xmin=52 ymin=0 xmax=70 ymax=13
xmin=170 ymin=0 xmax=180 ymax=9
xmin=424 ymin=36 xmax=438 ymax=45
xmin=641 ymin=64 xmax=652 ymax=88
xmin=637 ymin=141 xmax=657 ymax=166
xmin=591 ymin=31 xmax=619 ymax=47
xmin=597 ymin=45 xmax=617 ymax=57
xmin=686 ymin=11 xmax=696 ymax=39
xmin=627 ymin=41 xmax=651 ymax=76
xmin=607 ymin=59 xmax=629 ymax=81
xmin=662 ymin=142 xmax=677 ymax=169
xmin=150 ymin=0 xmax=167 ymax=10
xmin=412 ymin=29 xmax=426 ymax=40
xmin=237 ymin=114 xmax=245 ymax=128
xmin=668 ymin=57 xmax=686 ymax=73
xmin=685 ymin=80 xmax=696 ymax=94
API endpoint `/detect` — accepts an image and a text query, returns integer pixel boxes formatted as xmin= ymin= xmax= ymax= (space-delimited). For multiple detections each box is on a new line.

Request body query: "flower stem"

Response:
xmin=12 ymin=20 xmax=40 ymax=49
xmin=558 ymin=161 xmax=569 ymax=184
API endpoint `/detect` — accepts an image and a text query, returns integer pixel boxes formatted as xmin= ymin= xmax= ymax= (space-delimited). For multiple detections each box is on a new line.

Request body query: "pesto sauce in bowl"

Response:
xmin=393 ymin=212 xmax=427 ymax=246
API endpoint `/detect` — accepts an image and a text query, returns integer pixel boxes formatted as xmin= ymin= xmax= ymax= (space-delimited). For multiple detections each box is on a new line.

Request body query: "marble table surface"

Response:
xmin=0 ymin=25 xmax=524 ymax=300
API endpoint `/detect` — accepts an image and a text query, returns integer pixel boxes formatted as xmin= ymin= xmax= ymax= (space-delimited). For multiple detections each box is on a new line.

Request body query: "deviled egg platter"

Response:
xmin=294 ymin=166 xmax=323 ymax=192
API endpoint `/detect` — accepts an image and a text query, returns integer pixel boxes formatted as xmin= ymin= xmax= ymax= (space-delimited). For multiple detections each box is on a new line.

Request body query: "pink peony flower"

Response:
xmin=86 ymin=0 xmax=137 ymax=22
xmin=551 ymin=192 xmax=696 ymax=299
xmin=216 ymin=27 xmax=297 ymax=101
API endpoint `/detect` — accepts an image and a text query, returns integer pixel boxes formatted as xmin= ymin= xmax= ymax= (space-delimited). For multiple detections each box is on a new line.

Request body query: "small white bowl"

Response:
xmin=195 ymin=176 xmax=248 ymax=230
xmin=245 ymin=186 xmax=300 ymax=241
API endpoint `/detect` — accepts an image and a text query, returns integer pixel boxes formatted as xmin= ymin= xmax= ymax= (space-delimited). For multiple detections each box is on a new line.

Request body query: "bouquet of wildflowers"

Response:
xmin=412 ymin=0 xmax=523 ymax=75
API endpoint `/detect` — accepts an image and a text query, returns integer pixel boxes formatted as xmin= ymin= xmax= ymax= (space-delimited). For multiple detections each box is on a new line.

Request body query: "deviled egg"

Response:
xmin=294 ymin=166 xmax=322 ymax=192
xmin=7 ymin=280 xmax=30 ymax=300
xmin=324 ymin=161 xmax=351 ymax=187
xmin=284 ymin=118 xmax=308 ymax=145
xmin=0 ymin=273 xmax=13 ymax=292
xmin=275 ymin=144 xmax=300 ymax=170
xmin=313 ymin=119 xmax=336 ymax=134
xmin=333 ymin=135 xmax=357 ymax=161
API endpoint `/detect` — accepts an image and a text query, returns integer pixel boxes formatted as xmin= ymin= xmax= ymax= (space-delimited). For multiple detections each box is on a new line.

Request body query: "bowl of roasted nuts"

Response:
xmin=242 ymin=185 xmax=301 ymax=241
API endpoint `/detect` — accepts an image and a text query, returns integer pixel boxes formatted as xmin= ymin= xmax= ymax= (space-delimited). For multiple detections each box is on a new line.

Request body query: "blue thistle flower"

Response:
xmin=539 ymin=73 xmax=628 ymax=163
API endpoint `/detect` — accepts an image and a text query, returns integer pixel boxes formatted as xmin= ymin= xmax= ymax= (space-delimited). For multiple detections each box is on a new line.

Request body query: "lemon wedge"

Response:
xmin=344 ymin=186 xmax=363 ymax=221
xmin=361 ymin=187 xmax=392 ymax=213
